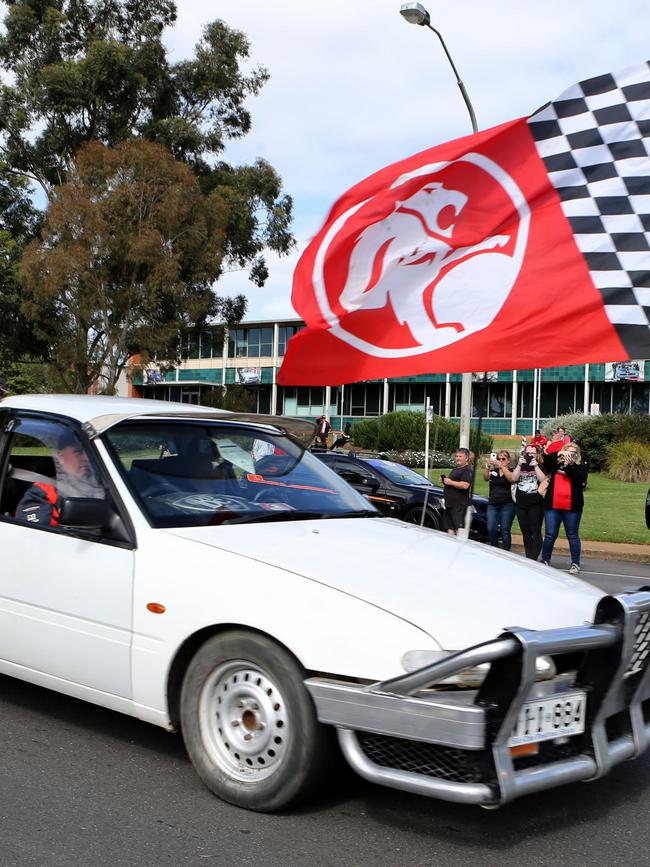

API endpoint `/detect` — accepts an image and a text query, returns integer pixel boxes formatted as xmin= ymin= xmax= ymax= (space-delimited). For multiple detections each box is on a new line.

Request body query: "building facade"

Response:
xmin=130 ymin=318 xmax=650 ymax=434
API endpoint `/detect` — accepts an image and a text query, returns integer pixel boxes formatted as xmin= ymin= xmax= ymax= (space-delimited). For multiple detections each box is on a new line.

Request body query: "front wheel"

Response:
xmin=403 ymin=505 xmax=441 ymax=530
xmin=180 ymin=631 xmax=333 ymax=812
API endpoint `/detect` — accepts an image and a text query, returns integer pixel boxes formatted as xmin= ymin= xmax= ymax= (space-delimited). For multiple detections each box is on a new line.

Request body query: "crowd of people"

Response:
xmin=314 ymin=416 xmax=589 ymax=574
xmin=441 ymin=426 xmax=589 ymax=574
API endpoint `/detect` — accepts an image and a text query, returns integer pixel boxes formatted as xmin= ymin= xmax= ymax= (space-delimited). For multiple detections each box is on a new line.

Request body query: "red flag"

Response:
xmin=278 ymin=63 xmax=650 ymax=386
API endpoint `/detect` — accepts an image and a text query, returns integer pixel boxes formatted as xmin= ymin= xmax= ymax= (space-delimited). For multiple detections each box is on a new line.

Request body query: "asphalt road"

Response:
xmin=2 ymin=557 xmax=650 ymax=867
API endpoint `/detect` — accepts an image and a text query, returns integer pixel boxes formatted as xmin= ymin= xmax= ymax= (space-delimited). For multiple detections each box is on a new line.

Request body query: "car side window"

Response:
xmin=0 ymin=417 xmax=106 ymax=529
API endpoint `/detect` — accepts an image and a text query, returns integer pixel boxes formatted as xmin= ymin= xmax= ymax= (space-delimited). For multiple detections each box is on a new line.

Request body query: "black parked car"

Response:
xmin=314 ymin=451 xmax=488 ymax=542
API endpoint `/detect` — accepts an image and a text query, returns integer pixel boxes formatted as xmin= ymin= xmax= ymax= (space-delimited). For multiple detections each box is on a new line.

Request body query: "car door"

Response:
xmin=0 ymin=413 xmax=135 ymax=698
xmin=334 ymin=460 xmax=395 ymax=516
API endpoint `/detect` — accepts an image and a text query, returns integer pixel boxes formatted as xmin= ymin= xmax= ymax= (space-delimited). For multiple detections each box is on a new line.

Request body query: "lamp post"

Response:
xmin=399 ymin=2 xmax=477 ymax=451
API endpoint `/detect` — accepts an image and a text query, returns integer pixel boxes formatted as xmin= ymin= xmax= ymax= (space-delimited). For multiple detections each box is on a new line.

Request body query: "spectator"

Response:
xmin=572 ymin=437 xmax=591 ymax=489
xmin=441 ymin=448 xmax=473 ymax=536
xmin=530 ymin=429 xmax=548 ymax=449
xmin=510 ymin=444 xmax=547 ymax=560
xmin=545 ymin=428 xmax=569 ymax=454
xmin=540 ymin=442 xmax=588 ymax=574
xmin=482 ymin=450 xmax=517 ymax=550
xmin=313 ymin=415 xmax=331 ymax=449
xmin=331 ymin=421 xmax=352 ymax=450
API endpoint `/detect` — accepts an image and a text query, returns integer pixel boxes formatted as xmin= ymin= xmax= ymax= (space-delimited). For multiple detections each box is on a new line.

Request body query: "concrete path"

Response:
xmin=510 ymin=533 xmax=650 ymax=563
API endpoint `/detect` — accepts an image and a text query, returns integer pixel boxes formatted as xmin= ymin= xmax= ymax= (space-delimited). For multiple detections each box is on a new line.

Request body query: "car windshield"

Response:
xmin=364 ymin=459 xmax=432 ymax=487
xmin=105 ymin=420 xmax=379 ymax=528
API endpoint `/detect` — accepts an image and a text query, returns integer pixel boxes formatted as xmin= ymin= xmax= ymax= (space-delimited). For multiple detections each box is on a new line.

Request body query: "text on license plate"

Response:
xmin=509 ymin=691 xmax=586 ymax=746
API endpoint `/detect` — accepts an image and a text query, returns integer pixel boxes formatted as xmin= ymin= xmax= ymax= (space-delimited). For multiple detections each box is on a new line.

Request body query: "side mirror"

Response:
xmin=340 ymin=470 xmax=380 ymax=492
xmin=58 ymin=497 xmax=129 ymax=543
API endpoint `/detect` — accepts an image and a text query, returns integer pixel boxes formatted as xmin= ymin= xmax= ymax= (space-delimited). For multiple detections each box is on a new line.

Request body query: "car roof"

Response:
xmin=0 ymin=394 xmax=315 ymax=444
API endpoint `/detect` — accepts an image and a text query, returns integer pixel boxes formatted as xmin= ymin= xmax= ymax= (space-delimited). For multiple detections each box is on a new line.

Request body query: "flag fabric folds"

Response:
xmin=278 ymin=62 xmax=650 ymax=386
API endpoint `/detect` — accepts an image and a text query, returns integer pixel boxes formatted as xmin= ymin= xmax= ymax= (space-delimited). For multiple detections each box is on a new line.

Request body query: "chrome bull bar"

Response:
xmin=305 ymin=590 xmax=650 ymax=806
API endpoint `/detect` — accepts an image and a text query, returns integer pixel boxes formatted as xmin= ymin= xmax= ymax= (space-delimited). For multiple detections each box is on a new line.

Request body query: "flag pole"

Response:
xmin=459 ymin=372 xmax=487 ymax=538
xmin=399 ymin=4 xmax=479 ymax=452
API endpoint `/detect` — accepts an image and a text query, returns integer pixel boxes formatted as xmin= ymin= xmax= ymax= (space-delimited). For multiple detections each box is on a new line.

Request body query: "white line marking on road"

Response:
xmin=579 ymin=570 xmax=650 ymax=579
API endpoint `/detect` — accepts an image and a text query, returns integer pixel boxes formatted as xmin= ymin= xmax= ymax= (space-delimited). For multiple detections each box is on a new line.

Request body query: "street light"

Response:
xmin=399 ymin=2 xmax=477 ymax=453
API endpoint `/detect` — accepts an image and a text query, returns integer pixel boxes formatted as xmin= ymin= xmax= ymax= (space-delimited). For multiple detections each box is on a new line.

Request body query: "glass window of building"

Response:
xmin=199 ymin=332 xmax=213 ymax=359
xmin=631 ymin=383 xmax=649 ymax=414
xmin=365 ymin=384 xmax=381 ymax=415
xmin=540 ymin=385 xmax=557 ymax=419
xmin=260 ymin=328 xmax=273 ymax=355
xmin=187 ymin=333 xmax=199 ymax=358
xmin=278 ymin=325 xmax=301 ymax=356
xmin=489 ymin=384 xmax=506 ymax=417
xmin=557 ymin=383 xmax=579 ymax=414
xmin=613 ymin=383 xmax=631 ymax=414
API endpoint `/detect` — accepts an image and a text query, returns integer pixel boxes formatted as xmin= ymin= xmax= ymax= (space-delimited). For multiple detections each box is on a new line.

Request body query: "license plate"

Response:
xmin=508 ymin=691 xmax=586 ymax=746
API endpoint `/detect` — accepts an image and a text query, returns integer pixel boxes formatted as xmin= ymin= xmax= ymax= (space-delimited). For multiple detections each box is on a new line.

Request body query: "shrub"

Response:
xmin=614 ymin=413 xmax=650 ymax=443
xmin=351 ymin=418 xmax=380 ymax=450
xmin=350 ymin=411 xmax=492 ymax=454
xmin=381 ymin=449 xmax=455 ymax=469
xmin=606 ymin=439 xmax=650 ymax=483
xmin=542 ymin=412 xmax=590 ymax=440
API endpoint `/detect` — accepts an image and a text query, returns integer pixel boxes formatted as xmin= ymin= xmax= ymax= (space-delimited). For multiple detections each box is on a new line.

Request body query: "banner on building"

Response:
xmin=472 ymin=371 xmax=499 ymax=382
xmin=605 ymin=360 xmax=645 ymax=381
xmin=143 ymin=368 xmax=163 ymax=385
xmin=236 ymin=367 xmax=262 ymax=385
xmin=279 ymin=62 xmax=650 ymax=386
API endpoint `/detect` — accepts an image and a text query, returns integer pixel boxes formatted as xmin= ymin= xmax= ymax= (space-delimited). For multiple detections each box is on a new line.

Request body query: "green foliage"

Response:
xmin=19 ymin=139 xmax=234 ymax=393
xmin=0 ymin=165 xmax=44 ymax=363
xmin=607 ymin=439 xmax=650 ymax=483
xmin=0 ymin=2 xmax=293 ymax=284
xmin=544 ymin=412 xmax=650 ymax=472
xmin=199 ymin=385 xmax=255 ymax=413
xmin=614 ymin=413 xmax=650 ymax=443
xmin=349 ymin=411 xmax=492 ymax=454
xmin=542 ymin=412 xmax=589 ymax=441
xmin=0 ymin=359 xmax=55 ymax=394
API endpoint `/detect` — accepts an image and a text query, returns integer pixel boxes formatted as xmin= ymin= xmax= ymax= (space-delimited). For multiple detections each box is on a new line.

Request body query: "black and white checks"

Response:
xmin=528 ymin=62 xmax=650 ymax=359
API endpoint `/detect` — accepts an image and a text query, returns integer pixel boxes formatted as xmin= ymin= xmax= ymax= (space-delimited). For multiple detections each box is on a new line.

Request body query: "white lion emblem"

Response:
xmin=339 ymin=180 xmax=516 ymax=345
xmin=316 ymin=154 xmax=531 ymax=356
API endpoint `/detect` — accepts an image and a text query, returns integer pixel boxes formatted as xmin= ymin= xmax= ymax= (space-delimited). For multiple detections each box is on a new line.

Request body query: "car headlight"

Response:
xmin=401 ymin=650 xmax=557 ymax=688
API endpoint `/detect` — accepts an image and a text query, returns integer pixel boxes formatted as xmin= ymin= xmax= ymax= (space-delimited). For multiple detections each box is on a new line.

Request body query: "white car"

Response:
xmin=1 ymin=394 xmax=649 ymax=812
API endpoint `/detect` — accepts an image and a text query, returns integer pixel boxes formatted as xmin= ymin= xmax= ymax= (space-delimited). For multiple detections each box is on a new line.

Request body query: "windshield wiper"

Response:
xmin=221 ymin=510 xmax=328 ymax=525
xmin=221 ymin=508 xmax=383 ymax=525
xmin=324 ymin=509 xmax=383 ymax=519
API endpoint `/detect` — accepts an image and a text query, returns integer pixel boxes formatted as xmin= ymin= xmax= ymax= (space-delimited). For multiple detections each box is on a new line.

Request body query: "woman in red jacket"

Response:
xmin=540 ymin=443 xmax=588 ymax=575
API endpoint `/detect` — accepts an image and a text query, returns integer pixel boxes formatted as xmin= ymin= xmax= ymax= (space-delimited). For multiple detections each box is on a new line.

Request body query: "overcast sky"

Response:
xmin=2 ymin=2 xmax=646 ymax=331
xmin=158 ymin=2 xmax=650 ymax=319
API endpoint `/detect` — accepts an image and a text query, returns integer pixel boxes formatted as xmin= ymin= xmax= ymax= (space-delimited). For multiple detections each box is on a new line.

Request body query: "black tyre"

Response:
xmin=180 ymin=630 xmax=333 ymax=812
xmin=402 ymin=505 xmax=442 ymax=530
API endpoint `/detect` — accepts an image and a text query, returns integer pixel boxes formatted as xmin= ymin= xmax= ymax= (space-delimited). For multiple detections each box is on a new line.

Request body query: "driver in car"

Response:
xmin=15 ymin=431 xmax=105 ymax=527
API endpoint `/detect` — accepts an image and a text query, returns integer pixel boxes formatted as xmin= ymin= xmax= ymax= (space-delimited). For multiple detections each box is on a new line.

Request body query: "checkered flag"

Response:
xmin=529 ymin=62 xmax=650 ymax=359
xmin=280 ymin=64 xmax=650 ymax=386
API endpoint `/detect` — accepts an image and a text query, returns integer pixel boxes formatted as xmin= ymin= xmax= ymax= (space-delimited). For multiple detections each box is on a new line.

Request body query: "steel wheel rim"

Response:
xmin=198 ymin=660 xmax=290 ymax=783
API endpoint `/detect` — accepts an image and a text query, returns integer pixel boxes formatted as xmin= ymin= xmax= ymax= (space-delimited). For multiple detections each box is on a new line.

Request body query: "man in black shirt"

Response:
xmin=441 ymin=448 xmax=473 ymax=535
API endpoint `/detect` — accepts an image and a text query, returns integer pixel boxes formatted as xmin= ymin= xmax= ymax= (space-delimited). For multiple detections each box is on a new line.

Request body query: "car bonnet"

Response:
xmin=163 ymin=518 xmax=604 ymax=650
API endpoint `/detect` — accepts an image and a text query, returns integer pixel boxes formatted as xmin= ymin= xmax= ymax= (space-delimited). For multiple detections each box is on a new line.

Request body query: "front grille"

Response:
xmin=356 ymin=732 xmax=486 ymax=784
xmin=627 ymin=611 xmax=650 ymax=676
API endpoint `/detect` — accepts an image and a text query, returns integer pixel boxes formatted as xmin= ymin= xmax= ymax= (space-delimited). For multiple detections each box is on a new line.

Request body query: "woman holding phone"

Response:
xmin=510 ymin=444 xmax=547 ymax=560
xmin=482 ymin=450 xmax=516 ymax=550
xmin=540 ymin=442 xmax=588 ymax=574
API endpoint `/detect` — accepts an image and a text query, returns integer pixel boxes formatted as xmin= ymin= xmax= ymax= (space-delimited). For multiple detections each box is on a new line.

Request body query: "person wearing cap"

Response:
xmin=15 ymin=430 xmax=104 ymax=526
